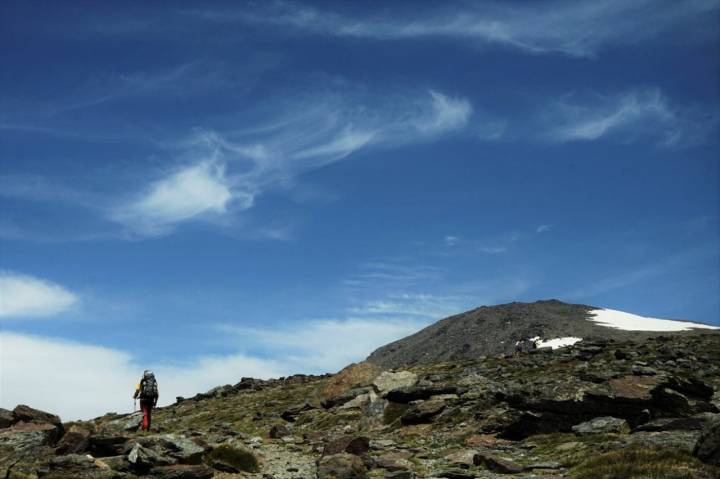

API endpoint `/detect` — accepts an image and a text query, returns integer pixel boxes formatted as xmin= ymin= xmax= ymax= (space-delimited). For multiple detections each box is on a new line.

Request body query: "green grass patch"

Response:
xmin=206 ymin=444 xmax=259 ymax=473
xmin=572 ymin=446 xmax=716 ymax=479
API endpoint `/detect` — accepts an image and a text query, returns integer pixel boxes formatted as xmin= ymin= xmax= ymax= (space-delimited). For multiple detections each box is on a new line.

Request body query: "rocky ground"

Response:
xmin=2 ymin=334 xmax=720 ymax=479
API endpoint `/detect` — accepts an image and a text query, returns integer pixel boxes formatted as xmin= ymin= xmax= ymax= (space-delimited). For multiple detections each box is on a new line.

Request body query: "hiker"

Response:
xmin=133 ymin=370 xmax=159 ymax=431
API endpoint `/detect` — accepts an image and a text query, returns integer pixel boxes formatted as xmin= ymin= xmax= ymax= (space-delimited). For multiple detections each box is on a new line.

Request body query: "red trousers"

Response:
xmin=140 ymin=400 xmax=153 ymax=430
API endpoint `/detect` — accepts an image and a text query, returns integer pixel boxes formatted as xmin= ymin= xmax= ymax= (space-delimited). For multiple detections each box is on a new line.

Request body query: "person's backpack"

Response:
xmin=140 ymin=375 xmax=158 ymax=399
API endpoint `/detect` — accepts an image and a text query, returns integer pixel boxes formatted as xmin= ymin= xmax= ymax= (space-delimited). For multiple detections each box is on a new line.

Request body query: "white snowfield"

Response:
xmin=588 ymin=308 xmax=720 ymax=332
xmin=534 ymin=337 xmax=583 ymax=349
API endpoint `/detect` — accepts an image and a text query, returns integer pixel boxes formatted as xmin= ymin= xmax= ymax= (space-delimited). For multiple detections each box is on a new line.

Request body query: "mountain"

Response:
xmin=2 ymin=302 xmax=720 ymax=478
xmin=366 ymin=299 xmax=719 ymax=369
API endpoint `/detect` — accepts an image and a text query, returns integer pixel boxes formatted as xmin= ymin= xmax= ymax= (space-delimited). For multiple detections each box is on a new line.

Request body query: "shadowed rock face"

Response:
xmin=365 ymin=299 xmax=717 ymax=368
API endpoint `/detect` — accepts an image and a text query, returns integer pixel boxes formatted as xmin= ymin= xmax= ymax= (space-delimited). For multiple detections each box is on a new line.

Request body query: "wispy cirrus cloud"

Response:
xmin=543 ymin=89 xmax=717 ymax=147
xmin=2 ymin=88 xmax=483 ymax=240
xmin=190 ymin=0 xmax=719 ymax=58
xmin=110 ymin=89 xmax=478 ymax=237
xmin=0 ymin=271 xmax=79 ymax=318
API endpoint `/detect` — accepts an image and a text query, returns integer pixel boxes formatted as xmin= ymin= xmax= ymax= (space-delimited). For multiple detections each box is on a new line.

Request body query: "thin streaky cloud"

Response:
xmin=111 ymin=89 xmax=480 ymax=238
xmin=544 ymin=89 xmax=716 ymax=147
xmin=190 ymin=0 xmax=719 ymax=58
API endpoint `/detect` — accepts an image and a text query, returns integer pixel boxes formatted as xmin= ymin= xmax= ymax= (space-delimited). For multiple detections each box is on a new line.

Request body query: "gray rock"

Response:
xmin=373 ymin=371 xmax=418 ymax=396
xmin=572 ymin=416 xmax=629 ymax=435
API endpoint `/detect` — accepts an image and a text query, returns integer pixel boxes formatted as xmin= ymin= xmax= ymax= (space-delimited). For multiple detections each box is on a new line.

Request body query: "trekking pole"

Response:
xmin=134 ymin=398 xmax=137 ymax=413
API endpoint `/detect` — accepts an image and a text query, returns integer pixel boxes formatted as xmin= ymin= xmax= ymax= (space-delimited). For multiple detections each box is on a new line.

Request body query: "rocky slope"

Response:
xmin=366 ymin=300 xmax=719 ymax=368
xmin=2 ymin=333 xmax=720 ymax=479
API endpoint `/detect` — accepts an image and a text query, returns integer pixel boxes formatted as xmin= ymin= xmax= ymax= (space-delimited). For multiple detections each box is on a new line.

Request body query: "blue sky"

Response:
xmin=1 ymin=0 xmax=719 ymax=419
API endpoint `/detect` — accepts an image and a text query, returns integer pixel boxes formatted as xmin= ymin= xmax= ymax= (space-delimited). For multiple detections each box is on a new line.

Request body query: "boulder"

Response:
xmin=572 ymin=417 xmax=629 ymax=435
xmin=89 ymin=435 xmax=132 ymax=457
xmin=127 ymin=442 xmax=176 ymax=468
xmin=140 ymin=434 xmax=205 ymax=465
xmin=0 ymin=421 xmax=62 ymax=452
xmin=323 ymin=387 xmax=372 ymax=408
xmin=12 ymin=405 xmax=62 ymax=428
xmin=55 ymin=424 xmax=91 ymax=455
xmin=373 ymin=371 xmax=418 ymax=396
xmin=401 ymin=399 xmax=446 ymax=425
xmin=474 ymin=451 xmax=524 ymax=474
xmin=694 ymin=415 xmax=720 ymax=466
xmin=323 ymin=435 xmax=370 ymax=456
xmin=445 ymin=449 xmax=476 ymax=467
xmin=318 ymin=452 xmax=367 ymax=479
xmin=98 ymin=412 xmax=143 ymax=435
xmin=281 ymin=402 xmax=314 ymax=422
xmin=630 ymin=430 xmax=701 ymax=454
xmin=375 ymin=451 xmax=414 ymax=471
xmin=319 ymin=362 xmax=382 ymax=408
xmin=0 ymin=408 xmax=13 ymax=429
xmin=151 ymin=464 xmax=214 ymax=479
xmin=269 ymin=423 xmax=293 ymax=438
xmin=386 ymin=385 xmax=464 ymax=403
xmin=99 ymin=454 xmax=133 ymax=473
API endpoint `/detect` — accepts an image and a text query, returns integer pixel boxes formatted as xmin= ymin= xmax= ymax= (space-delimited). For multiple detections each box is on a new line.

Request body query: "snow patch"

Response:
xmin=534 ymin=337 xmax=583 ymax=349
xmin=588 ymin=308 xmax=719 ymax=332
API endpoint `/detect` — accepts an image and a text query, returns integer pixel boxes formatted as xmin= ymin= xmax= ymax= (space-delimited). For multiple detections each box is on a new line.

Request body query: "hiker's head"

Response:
xmin=143 ymin=370 xmax=154 ymax=379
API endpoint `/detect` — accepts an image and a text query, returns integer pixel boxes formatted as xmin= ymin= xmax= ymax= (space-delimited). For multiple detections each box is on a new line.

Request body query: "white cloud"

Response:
xmin=536 ymin=224 xmax=551 ymax=233
xmin=218 ymin=316 xmax=428 ymax=372
xmin=0 ymin=314 xmax=428 ymax=420
xmin=0 ymin=272 xmax=78 ymax=318
xmin=195 ymin=0 xmax=719 ymax=58
xmin=544 ymin=89 xmax=711 ymax=146
xmin=0 ymin=331 xmax=287 ymax=421
xmin=112 ymin=160 xmax=240 ymax=236
xmin=108 ymin=89 xmax=480 ymax=238
xmin=348 ymin=293 xmax=462 ymax=320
